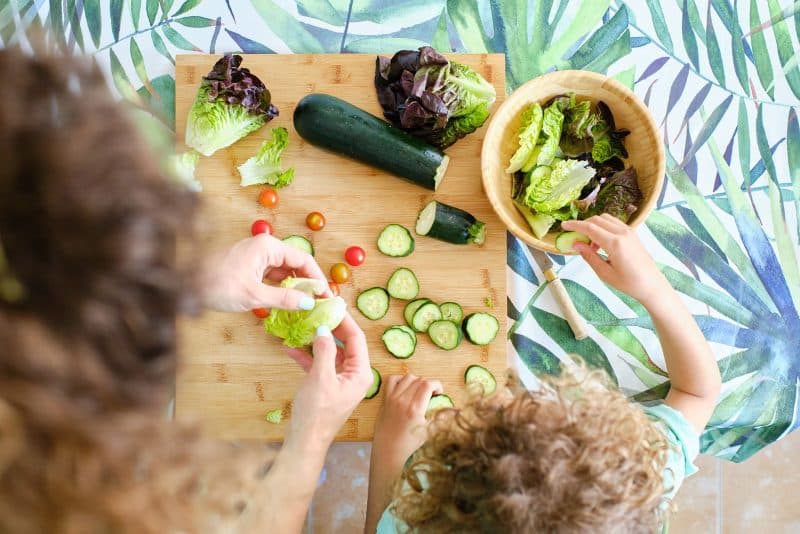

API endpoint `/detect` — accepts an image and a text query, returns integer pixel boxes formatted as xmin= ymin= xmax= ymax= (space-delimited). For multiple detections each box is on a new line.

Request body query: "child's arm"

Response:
xmin=365 ymin=374 xmax=442 ymax=534
xmin=562 ymin=215 xmax=722 ymax=433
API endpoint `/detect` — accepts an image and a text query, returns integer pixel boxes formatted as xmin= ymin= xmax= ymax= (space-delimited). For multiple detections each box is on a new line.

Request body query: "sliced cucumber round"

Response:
xmin=282 ymin=235 xmax=314 ymax=256
xmin=411 ymin=302 xmax=443 ymax=333
xmin=404 ymin=298 xmax=431 ymax=327
xmin=382 ymin=327 xmax=416 ymax=359
xmin=377 ymin=224 xmax=415 ymax=257
xmin=554 ymin=231 xmax=591 ymax=253
xmin=396 ymin=325 xmax=417 ymax=346
xmin=365 ymin=367 xmax=382 ymax=399
xmin=465 ymin=364 xmax=497 ymax=395
xmin=386 ymin=267 xmax=419 ymax=300
xmin=356 ymin=287 xmax=390 ymax=320
xmin=462 ymin=312 xmax=499 ymax=345
xmin=426 ymin=394 xmax=454 ymax=414
xmin=428 ymin=320 xmax=462 ymax=350
xmin=439 ymin=302 xmax=464 ymax=324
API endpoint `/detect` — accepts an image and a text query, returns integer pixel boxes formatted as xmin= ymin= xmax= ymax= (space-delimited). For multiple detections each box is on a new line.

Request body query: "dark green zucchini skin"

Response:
xmin=293 ymin=93 xmax=448 ymax=190
xmin=424 ymin=201 xmax=486 ymax=245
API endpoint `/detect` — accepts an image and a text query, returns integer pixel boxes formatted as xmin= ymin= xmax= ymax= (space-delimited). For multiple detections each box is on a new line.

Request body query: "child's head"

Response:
xmin=391 ymin=369 xmax=670 ymax=533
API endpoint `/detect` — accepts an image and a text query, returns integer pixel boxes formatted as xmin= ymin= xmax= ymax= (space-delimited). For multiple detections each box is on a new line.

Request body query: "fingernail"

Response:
xmin=315 ymin=325 xmax=331 ymax=338
xmin=299 ymin=297 xmax=315 ymax=310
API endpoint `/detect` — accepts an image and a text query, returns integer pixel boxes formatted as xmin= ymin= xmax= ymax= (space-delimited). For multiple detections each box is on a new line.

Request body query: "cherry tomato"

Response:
xmin=306 ymin=211 xmax=326 ymax=231
xmin=328 ymin=281 xmax=341 ymax=297
xmin=330 ymin=262 xmax=351 ymax=284
xmin=251 ymin=219 xmax=273 ymax=236
xmin=252 ymin=308 xmax=270 ymax=319
xmin=344 ymin=246 xmax=366 ymax=267
xmin=258 ymin=188 xmax=279 ymax=208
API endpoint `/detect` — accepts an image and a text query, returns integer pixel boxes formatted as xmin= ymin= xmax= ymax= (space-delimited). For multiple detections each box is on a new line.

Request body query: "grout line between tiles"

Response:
xmin=716 ymin=458 xmax=722 ymax=534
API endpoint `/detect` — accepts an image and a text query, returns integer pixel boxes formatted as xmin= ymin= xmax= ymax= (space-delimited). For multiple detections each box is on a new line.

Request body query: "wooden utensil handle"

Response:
xmin=548 ymin=277 xmax=589 ymax=340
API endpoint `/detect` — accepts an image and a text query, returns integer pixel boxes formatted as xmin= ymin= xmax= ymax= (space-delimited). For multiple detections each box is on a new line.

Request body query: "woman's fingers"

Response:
xmin=286 ymin=347 xmax=313 ymax=372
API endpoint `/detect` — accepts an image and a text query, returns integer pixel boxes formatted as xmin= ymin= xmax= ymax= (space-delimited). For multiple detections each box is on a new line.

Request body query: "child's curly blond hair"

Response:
xmin=391 ymin=368 xmax=671 ymax=533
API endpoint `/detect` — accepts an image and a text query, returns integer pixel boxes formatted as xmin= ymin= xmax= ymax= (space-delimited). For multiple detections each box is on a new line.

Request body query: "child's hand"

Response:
xmin=561 ymin=214 xmax=668 ymax=305
xmin=373 ymin=374 xmax=443 ymax=468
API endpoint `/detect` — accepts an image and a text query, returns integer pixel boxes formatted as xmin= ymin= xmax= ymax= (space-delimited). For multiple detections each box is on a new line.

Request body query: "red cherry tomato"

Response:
xmin=252 ymin=308 xmax=270 ymax=319
xmin=251 ymin=219 xmax=273 ymax=236
xmin=328 ymin=281 xmax=341 ymax=297
xmin=330 ymin=263 xmax=351 ymax=284
xmin=344 ymin=246 xmax=366 ymax=267
xmin=258 ymin=188 xmax=279 ymax=208
xmin=306 ymin=211 xmax=326 ymax=231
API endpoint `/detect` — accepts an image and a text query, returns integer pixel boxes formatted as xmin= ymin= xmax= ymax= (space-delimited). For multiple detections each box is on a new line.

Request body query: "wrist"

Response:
xmin=637 ymin=272 xmax=673 ymax=310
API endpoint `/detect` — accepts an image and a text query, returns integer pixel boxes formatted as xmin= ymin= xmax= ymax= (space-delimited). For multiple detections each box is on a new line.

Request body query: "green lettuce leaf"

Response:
xmin=524 ymin=159 xmax=596 ymax=213
xmin=263 ymin=277 xmax=346 ymax=348
xmin=185 ymin=54 xmax=278 ymax=157
xmin=167 ymin=150 xmax=202 ymax=192
xmin=237 ymin=127 xmax=295 ymax=188
xmin=507 ymin=103 xmax=544 ymax=173
xmin=536 ymin=103 xmax=565 ymax=167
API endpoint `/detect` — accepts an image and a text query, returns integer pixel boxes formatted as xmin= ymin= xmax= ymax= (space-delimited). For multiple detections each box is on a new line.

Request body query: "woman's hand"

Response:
xmin=284 ymin=313 xmax=373 ymax=452
xmin=561 ymin=214 xmax=668 ymax=306
xmin=373 ymin=374 xmax=443 ymax=468
xmin=201 ymin=234 xmax=329 ymax=312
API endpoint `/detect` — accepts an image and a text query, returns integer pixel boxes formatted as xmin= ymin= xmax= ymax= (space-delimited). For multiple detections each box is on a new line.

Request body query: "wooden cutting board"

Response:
xmin=174 ymin=53 xmax=507 ymax=441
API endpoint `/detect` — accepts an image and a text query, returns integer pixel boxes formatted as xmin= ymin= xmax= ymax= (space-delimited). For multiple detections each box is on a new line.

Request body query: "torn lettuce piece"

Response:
xmin=263 ymin=277 xmax=346 ymax=348
xmin=536 ymin=103 xmax=565 ymax=167
xmin=507 ymin=103 xmax=544 ymax=173
xmin=167 ymin=150 xmax=202 ymax=192
xmin=237 ymin=127 xmax=295 ymax=188
xmin=589 ymin=168 xmax=642 ymax=222
xmin=524 ymin=159 xmax=596 ymax=213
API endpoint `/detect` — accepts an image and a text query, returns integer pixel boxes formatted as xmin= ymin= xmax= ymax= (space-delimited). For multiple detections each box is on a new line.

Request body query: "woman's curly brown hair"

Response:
xmin=0 ymin=47 xmax=274 ymax=533
xmin=391 ymin=368 xmax=671 ymax=533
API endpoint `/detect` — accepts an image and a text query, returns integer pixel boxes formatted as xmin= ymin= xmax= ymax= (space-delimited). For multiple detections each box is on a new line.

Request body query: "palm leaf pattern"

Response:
xmin=2 ymin=0 xmax=799 ymax=462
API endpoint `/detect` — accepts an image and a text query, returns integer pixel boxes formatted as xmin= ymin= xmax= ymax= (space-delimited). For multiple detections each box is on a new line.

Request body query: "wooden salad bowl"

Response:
xmin=480 ymin=70 xmax=665 ymax=255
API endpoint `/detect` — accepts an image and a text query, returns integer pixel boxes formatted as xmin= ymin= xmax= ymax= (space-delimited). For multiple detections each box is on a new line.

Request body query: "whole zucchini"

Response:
xmin=293 ymin=93 xmax=449 ymax=190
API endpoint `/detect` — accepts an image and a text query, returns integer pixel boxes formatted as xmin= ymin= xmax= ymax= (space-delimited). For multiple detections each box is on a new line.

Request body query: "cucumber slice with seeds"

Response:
xmin=404 ymin=298 xmax=431 ymax=327
xmin=396 ymin=325 xmax=417 ymax=346
xmin=555 ymin=231 xmax=591 ymax=253
xmin=428 ymin=320 xmax=462 ymax=350
xmin=365 ymin=367 xmax=382 ymax=399
xmin=439 ymin=302 xmax=464 ymax=324
xmin=426 ymin=394 xmax=454 ymax=413
xmin=465 ymin=365 xmax=497 ymax=395
xmin=357 ymin=287 xmax=390 ymax=320
xmin=382 ymin=327 xmax=416 ymax=359
xmin=386 ymin=267 xmax=419 ymax=300
xmin=282 ymin=235 xmax=314 ymax=256
xmin=462 ymin=313 xmax=499 ymax=345
xmin=411 ymin=302 xmax=443 ymax=333
xmin=377 ymin=224 xmax=415 ymax=257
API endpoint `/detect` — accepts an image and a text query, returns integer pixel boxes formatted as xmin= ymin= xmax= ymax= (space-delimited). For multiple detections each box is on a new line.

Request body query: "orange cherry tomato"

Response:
xmin=306 ymin=211 xmax=326 ymax=231
xmin=252 ymin=308 xmax=270 ymax=319
xmin=328 ymin=281 xmax=341 ymax=297
xmin=251 ymin=219 xmax=273 ymax=236
xmin=330 ymin=262 xmax=351 ymax=284
xmin=258 ymin=188 xmax=279 ymax=208
xmin=344 ymin=246 xmax=366 ymax=266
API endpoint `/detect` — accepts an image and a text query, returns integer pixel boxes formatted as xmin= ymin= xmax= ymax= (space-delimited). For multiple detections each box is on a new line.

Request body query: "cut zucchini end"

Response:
xmin=555 ymin=231 xmax=591 ymax=253
xmin=468 ymin=221 xmax=486 ymax=245
xmin=433 ymin=155 xmax=450 ymax=191
xmin=415 ymin=200 xmax=437 ymax=236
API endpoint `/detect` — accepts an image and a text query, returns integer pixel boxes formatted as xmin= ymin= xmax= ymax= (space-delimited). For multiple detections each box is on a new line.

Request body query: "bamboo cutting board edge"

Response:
xmin=174 ymin=52 xmax=507 ymax=442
